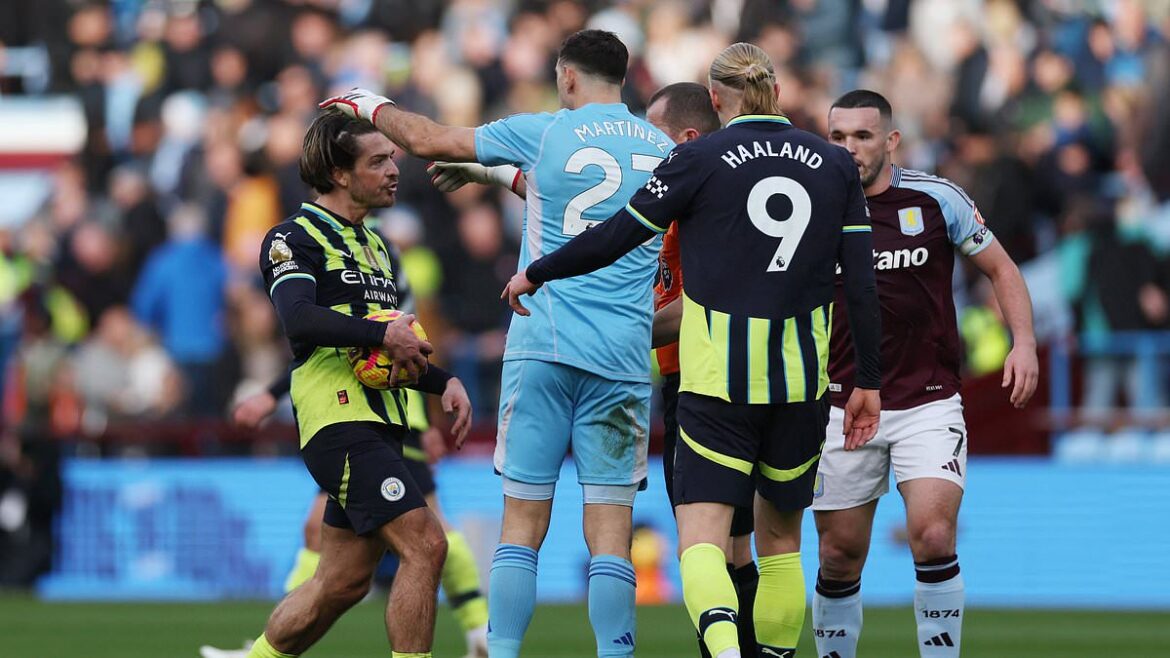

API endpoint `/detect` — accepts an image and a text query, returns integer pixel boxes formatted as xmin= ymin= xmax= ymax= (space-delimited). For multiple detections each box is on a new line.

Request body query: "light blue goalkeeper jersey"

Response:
xmin=475 ymin=103 xmax=674 ymax=382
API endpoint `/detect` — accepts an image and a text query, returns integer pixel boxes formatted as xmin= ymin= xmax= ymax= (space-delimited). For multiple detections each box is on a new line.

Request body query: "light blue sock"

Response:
xmin=588 ymin=554 xmax=637 ymax=658
xmin=487 ymin=543 xmax=539 ymax=658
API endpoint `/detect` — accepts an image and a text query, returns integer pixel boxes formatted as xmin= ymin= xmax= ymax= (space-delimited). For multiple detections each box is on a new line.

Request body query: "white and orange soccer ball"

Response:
xmin=346 ymin=309 xmax=429 ymax=389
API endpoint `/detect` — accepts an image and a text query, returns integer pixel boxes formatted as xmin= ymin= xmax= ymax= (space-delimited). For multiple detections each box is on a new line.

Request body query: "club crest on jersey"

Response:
xmin=898 ymin=207 xmax=925 ymax=236
xmin=381 ymin=477 xmax=406 ymax=502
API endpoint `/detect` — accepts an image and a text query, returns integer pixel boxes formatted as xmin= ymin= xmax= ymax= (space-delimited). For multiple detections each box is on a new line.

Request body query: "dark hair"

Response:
xmin=299 ymin=109 xmax=381 ymax=194
xmin=831 ymin=89 xmax=893 ymax=124
xmin=648 ymin=82 xmax=721 ymax=136
xmin=557 ymin=29 xmax=628 ymax=85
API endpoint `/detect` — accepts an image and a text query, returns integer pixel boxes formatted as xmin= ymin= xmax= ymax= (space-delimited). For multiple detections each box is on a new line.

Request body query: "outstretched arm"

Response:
xmin=503 ymin=210 xmax=658 ymax=315
xmin=319 ymin=89 xmax=477 ymax=162
xmin=429 ymin=161 xmax=527 ymax=198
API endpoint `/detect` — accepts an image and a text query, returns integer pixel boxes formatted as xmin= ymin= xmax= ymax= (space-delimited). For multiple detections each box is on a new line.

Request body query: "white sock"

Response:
xmin=466 ymin=623 xmax=488 ymax=653
xmin=915 ymin=573 xmax=964 ymax=657
xmin=812 ymin=590 xmax=862 ymax=658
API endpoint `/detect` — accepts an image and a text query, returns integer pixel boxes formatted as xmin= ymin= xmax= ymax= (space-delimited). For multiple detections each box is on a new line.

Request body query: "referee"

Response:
xmin=243 ymin=109 xmax=472 ymax=658
xmin=503 ymin=43 xmax=882 ymax=658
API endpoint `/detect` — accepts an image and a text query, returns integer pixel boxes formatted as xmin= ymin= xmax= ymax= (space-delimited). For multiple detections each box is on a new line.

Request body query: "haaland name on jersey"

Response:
xmin=719 ymin=138 xmax=824 ymax=170
xmin=572 ymin=119 xmax=672 ymax=153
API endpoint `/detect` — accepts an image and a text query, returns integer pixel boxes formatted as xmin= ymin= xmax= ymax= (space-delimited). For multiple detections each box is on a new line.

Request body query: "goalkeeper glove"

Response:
xmin=427 ymin=161 xmax=523 ymax=195
xmin=318 ymin=88 xmax=395 ymax=124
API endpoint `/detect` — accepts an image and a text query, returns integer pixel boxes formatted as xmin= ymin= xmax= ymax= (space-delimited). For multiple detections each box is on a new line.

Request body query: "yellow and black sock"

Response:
xmin=442 ymin=530 xmax=489 ymax=632
xmin=680 ymin=543 xmax=739 ymax=657
xmin=754 ymin=552 xmax=804 ymax=653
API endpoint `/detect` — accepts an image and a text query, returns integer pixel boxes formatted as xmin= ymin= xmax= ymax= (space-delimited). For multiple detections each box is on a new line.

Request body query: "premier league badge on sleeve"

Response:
xmin=898 ymin=206 xmax=925 ymax=236
xmin=269 ymin=233 xmax=293 ymax=263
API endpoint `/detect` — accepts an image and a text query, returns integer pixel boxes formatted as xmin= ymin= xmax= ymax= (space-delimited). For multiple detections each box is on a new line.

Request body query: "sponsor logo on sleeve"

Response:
xmin=272 ymin=261 xmax=299 ymax=276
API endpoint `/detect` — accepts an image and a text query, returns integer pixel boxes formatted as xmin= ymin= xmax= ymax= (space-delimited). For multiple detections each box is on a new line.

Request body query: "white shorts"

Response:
xmin=811 ymin=394 xmax=967 ymax=511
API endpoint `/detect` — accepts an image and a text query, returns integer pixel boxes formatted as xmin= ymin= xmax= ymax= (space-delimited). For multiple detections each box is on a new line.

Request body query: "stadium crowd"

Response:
xmin=0 ymin=0 xmax=1168 ymax=452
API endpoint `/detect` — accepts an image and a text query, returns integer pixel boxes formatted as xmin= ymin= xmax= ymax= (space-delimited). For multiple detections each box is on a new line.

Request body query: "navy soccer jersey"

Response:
xmin=260 ymin=202 xmax=408 ymax=443
xmin=622 ymin=114 xmax=879 ymax=404
xmin=829 ymin=165 xmax=994 ymax=410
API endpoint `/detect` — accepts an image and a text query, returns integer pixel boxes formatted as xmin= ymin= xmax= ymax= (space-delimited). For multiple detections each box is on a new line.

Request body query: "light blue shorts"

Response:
xmin=494 ymin=359 xmax=650 ymax=501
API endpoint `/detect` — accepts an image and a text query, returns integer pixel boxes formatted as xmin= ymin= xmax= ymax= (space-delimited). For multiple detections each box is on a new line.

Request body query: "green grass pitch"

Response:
xmin=2 ymin=595 xmax=1168 ymax=657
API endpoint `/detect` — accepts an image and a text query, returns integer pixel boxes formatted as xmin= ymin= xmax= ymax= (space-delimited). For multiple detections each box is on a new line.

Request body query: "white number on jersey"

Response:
xmin=563 ymin=148 xmax=662 ymax=236
xmin=746 ymin=176 xmax=812 ymax=272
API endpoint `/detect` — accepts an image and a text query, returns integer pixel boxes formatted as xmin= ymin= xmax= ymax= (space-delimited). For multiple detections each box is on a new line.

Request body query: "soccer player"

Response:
xmin=321 ymin=30 xmax=671 ymax=658
xmin=502 ymin=43 xmax=883 ymax=658
xmin=810 ymin=90 xmax=1039 ymax=658
xmin=203 ymin=390 xmax=489 ymax=658
xmin=204 ymin=238 xmax=489 ymax=658
xmin=242 ymin=109 xmax=472 ymax=658
xmin=432 ymin=81 xmax=755 ymax=658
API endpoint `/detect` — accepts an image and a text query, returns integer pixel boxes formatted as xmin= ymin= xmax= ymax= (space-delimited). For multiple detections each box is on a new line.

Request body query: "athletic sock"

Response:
xmin=754 ymin=552 xmax=804 ymax=655
xmin=812 ymin=571 xmax=862 ymax=658
xmin=680 ymin=543 xmax=740 ymax=657
xmin=914 ymin=555 xmax=964 ymax=657
xmin=487 ymin=544 xmax=538 ymax=658
xmin=390 ymin=653 xmax=431 ymax=658
xmin=732 ymin=562 xmax=759 ymax=656
xmin=245 ymin=634 xmax=296 ymax=658
xmin=442 ymin=531 xmax=489 ymax=634
xmin=587 ymin=554 xmax=638 ymax=657
xmin=282 ymin=548 xmax=320 ymax=593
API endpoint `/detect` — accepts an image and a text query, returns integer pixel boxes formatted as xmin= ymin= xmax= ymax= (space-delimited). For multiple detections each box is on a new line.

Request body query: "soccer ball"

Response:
xmin=346 ymin=309 xmax=429 ymax=389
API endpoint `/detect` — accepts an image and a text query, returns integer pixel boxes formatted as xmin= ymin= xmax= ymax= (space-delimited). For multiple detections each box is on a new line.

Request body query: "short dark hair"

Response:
xmin=648 ymin=82 xmax=721 ymax=136
xmin=299 ymin=109 xmax=381 ymax=195
xmin=558 ymin=29 xmax=628 ymax=85
xmin=831 ymin=89 xmax=893 ymax=123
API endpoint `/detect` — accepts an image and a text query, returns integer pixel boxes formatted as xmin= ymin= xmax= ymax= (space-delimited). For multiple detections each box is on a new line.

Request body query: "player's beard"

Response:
xmin=860 ymin=151 xmax=887 ymax=188
xmin=352 ymin=181 xmax=397 ymax=210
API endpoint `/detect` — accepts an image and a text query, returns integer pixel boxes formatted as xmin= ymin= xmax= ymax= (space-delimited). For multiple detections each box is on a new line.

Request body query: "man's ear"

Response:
xmin=331 ymin=168 xmax=349 ymax=190
xmin=563 ymin=64 xmax=577 ymax=93
xmin=709 ymin=86 xmax=722 ymax=113
xmin=887 ymin=129 xmax=902 ymax=154
xmin=682 ymin=128 xmax=701 ymax=143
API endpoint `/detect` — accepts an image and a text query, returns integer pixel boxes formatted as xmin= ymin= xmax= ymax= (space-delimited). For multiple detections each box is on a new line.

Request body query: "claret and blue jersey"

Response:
xmin=475 ymin=103 xmax=674 ymax=383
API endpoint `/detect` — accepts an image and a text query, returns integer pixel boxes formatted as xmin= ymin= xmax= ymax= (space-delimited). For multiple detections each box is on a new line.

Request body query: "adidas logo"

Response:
xmin=941 ymin=459 xmax=962 ymax=476
xmin=822 ymin=652 xmax=843 ymax=658
xmin=924 ymin=632 xmax=955 ymax=647
xmin=612 ymin=631 xmax=634 ymax=647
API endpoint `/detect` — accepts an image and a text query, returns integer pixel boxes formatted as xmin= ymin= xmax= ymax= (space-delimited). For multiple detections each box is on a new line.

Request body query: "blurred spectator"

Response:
xmin=960 ymin=279 xmax=1011 ymax=377
xmin=56 ymin=222 xmax=132 ymax=328
xmin=130 ymin=204 xmax=227 ymax=417
xmin=0 ymin=0 xmax=1167 ymax=438
xmin=1061 ymin=200 xmax=1170 ymax=413
xmin=72 ymin=306 xmax=181 ymax=429
xmin=109 ymin=164 xmax=165 ymax=279
xmin=440 ymin=203 xmax=516 ymax=416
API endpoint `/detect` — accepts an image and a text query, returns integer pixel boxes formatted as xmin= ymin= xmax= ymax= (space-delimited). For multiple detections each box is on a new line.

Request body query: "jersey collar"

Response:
xmin=301 ymin=202 xmax=350 ymax=232
xmin=726 ymin=114 xmax=792 ymax=127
